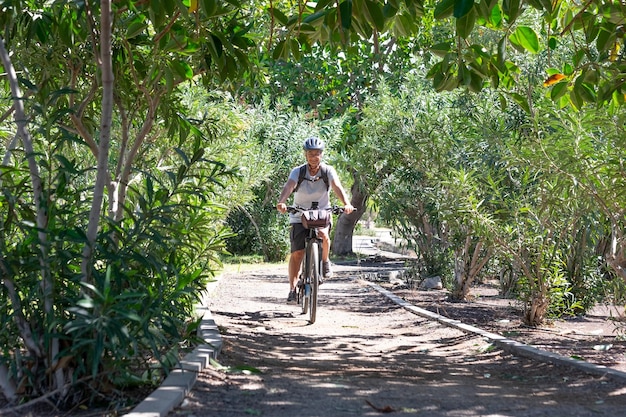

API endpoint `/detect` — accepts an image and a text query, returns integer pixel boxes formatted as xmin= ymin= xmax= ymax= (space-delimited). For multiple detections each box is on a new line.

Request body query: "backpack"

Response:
xmin=294 ymin=163 xmax=329 ymax=192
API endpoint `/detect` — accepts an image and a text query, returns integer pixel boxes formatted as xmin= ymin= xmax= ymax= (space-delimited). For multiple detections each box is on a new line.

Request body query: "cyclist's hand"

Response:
xmin=276 ymin=202 xmax=287 ymax=214
xmin=343 ymin=204 xmax=355 ymax=214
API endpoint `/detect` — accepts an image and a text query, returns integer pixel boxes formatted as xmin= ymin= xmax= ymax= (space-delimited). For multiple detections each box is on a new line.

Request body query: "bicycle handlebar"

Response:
xmin=286 ymin=205 xmax=354 ymax=215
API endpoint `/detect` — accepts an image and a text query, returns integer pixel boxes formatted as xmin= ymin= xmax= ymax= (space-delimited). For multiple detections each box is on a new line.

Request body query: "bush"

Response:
xmin=0 ymin=146 xmax=230 ymax=407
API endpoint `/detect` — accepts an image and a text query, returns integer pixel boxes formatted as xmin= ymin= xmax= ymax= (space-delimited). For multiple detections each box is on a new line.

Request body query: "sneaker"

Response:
xmin=287 ymin=289 xmax=297 ymax=304
xmin=322 ymin=261 xmax=333 ymax=279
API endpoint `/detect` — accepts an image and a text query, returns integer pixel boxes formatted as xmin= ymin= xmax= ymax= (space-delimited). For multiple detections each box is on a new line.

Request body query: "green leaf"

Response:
xmin=498 ymin=93 xmax=507 ymax=109
xmin=163 ymin=66 xmax=174 ymax=92
xmin=509 ymin=26 xmax=540 ymax=53
xmin=170 ymin=60 xmax=193 ymax=80
xmin=572 ymin=52 xmax=587 ymax=70
xmin=272 ymin=40 xmax=288 ymax=60
xmin=163 ymin=35 xmax=186 ymax=52
xmin=454 ymin=0 xmax=475 ymax=18
xmin=125 ymin=21 xmax=147 ymax=39
xmin=383 ymin=2 xmax=398 ymax=18
xmin=460 ymin=65 xmax=472 ymax=86
xmin=468 ymin=71 xmax=483 ymax=92
xmin=488 ymin=4 xmax=502 ymax=27
xmin=430 ymin=41 xmax=452 ymax=58
xmin=303 ymin=10 xmax=327 ymax=25
xmin=538 ymin=0 xmax=554 ymax=12
xmin=582 ymin=68 xmax=599 ymax=84
xmin=497 ymin=36 xmax=507 ymax=67
xmin=510 ymin=92 xmax=530 ymax=113
xmin=271 ymin=8 xmax=289 ymax=25
xmin=200 ymin=0 xmax=218 ymax=16
xmin=550 ymin=81 xmax=568 ymax=101
xmin=569 ymin=88 xmax=583 ymax=110
xmin=365 ymin=0 xmax=385 ymax=31
xmin=290 ymin=38 xmax=301 ymax=60
xmin=525 ymin=0 xmax=543 ymax=10
xmin=393 ymin=13 xmax=407 ymax=36
xmin=339 ymin=0 xmax=352 ymax=29
xmin=434 ymin=0 xmax=455 ymax=19
xmin=596 ymin=23 xmax=616 ymax=52
xmin=456 ymin=8 xmax=476 ymax=38
xmin=548 ymin=36 xmax=557 ymax=49
xmin=584 ymin=15 xmax=600 ymax=42
xmin=502 ymin=0 xmax=520 ymax=22
xmin=575 ymin=81 xmax=597 ymax=103
xmin=314 ymin=0 xmax=335 ymax=11
xmin=33 ymin=18 xmax=52 ymax=43
xmin=76 ymin=298 xmax=96 ymax=309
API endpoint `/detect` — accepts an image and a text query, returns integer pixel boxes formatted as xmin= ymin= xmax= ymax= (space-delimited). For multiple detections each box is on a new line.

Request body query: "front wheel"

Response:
xmin=308 ymin=242 xmax=320 ymax=324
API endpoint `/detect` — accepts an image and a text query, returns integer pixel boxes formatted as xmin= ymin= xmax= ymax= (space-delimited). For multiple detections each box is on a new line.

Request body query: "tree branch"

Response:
xmin=0 ymin=34 xmax=51 ymax=335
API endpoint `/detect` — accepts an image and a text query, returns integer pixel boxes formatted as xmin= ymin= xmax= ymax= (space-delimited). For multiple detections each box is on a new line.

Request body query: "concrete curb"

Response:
xmin=123 ymin=307 xmax=223 ymax=417
xmin=368 ymin=281 xmax=626 ymax=383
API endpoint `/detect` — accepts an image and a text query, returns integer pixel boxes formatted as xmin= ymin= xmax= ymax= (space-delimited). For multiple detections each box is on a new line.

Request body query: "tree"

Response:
xmin=268 ymin=0 xmax=624 ymax=109
xmin=0 ymin=0 xmax=263 ymax=405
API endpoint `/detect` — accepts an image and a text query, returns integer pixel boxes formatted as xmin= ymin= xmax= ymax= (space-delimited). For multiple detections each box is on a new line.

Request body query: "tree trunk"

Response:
xmin=81 ymin=0 xmax=113 ymax=284
xmin=332 ymin=174 xmax=367 ymax=256
xmin=0 ymin=34 xmax=52 ymax=393
xmin=450 ymin=238 xmax=492 ymax=301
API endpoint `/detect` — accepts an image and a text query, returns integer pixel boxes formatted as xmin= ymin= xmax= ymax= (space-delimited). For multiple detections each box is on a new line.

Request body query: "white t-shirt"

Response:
xmin=288 ymin=163 xmax=338 ymax=224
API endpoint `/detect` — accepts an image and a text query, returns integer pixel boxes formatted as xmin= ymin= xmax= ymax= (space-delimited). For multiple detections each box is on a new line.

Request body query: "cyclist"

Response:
xmin=276 ymin=137 xmax=355 ymax=303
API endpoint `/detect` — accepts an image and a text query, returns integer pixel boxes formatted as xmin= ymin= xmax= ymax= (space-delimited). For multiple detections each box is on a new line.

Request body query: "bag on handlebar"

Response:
xmin=301 ymin=209 xmax=330 ymax=229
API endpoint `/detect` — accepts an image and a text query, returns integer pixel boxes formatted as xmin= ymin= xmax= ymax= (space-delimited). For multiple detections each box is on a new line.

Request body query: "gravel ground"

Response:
xmin=170 ymin=262 xmax=626 ymax=417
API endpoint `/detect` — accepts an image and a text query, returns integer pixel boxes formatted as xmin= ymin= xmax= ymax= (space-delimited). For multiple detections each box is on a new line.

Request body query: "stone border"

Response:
xmin=368 ymin=281 xmax=626 ymax=383
xmin=123 ymin=306 xmax=223 ymax=417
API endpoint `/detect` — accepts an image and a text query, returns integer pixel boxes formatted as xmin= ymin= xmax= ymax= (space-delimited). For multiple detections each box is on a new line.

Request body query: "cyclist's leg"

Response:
xmin=316 ymin=226 xmax=331 ymax=262
xmin=288 ymin=223 xmax=307 ymax=299
xmin=316 ymin=226 xmax=333 ymax=279
xmin=289 ymin=249 xmax=305 ymax=289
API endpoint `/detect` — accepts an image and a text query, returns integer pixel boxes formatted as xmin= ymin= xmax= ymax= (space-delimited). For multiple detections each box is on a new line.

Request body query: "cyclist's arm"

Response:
xmin=330 ymin=180 xmax=355 ymax=214
xmin=276 ymin=178 xmax=298 ymax=213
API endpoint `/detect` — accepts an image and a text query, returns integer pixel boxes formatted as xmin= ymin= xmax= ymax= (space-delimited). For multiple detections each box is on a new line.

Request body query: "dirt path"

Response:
xmin=170 ymin=264 xmax=626 ymax=417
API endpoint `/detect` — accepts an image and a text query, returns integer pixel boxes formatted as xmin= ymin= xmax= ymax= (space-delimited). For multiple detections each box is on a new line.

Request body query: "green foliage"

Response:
xmin=239 ymin=37 xmax=419 ymax=118
xmin=0 ymin=136 xmax=231 ymax=403
xmin=1 ymin=0 xmax=625 ymax=408
xmin=353 ymin=75 xmax=626 ymax=325
xmin=355 ymin=79 xmax=456 ymax=279
xmin=224 ymin=101 xmax=345 ymax=262
xmin=422 ymin=0 xmax=625 ymax=108
xmin=0 ymin=74 xmax=255 ymax=406
xmin=226 ymin=205 xmax=290 ymax=262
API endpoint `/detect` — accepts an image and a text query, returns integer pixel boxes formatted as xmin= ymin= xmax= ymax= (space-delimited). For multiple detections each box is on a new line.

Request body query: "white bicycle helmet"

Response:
xmin=303 ymin=137 xmax=325 ymax=151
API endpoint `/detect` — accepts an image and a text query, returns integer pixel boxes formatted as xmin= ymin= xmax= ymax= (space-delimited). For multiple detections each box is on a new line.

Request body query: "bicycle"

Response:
xmin=286 ymin=204 xmax=346 ymax=324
